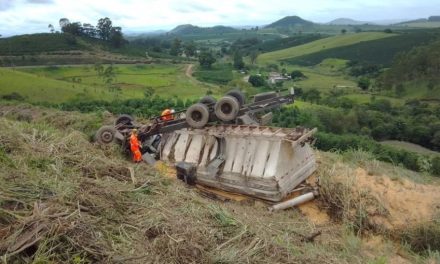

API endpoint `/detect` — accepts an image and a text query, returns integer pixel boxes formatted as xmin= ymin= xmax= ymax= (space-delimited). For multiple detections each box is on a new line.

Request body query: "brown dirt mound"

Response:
xmin=353 ymin=167 xmax=440 ymax=230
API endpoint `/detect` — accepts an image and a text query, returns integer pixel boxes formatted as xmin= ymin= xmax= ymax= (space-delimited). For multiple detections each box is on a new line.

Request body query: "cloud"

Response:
xmin=0 ymin=0 xmax=439 ymax=36
xmin=0 ymin=0 xmax=15 ymax=11
xmin=27 ymin=0 xmax=54 ymax=3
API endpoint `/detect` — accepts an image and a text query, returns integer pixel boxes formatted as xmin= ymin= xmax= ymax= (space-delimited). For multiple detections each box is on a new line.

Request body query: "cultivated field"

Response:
xmin=258 ymin=32 xmax=394 ymax=64
xmin=0 ymin=64 xmax=219 ymax=103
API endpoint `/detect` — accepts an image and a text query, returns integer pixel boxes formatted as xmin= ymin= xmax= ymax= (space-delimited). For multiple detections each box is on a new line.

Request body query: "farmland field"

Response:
xmin=258 ymin=32 xmax=394 ymax=64
xmin=1 ymin=64 xmax=220 ymax=103
xmin=381 ymin=140 xmax=440 ymax=156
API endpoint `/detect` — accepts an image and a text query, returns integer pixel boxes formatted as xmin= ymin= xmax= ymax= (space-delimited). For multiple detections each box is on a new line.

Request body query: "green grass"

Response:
xmin=381 ymin=141 xmax=440 ymax=156
xmin=193 ymin=64 xmax=233 ymax=85
xmin=283 ymin=29 xmax=440 ymax=66
xmin=258 ymin=32 xmax=395 ymax=64
xmin=2 ymin=64 xmax=220 ymax=103
xmin=0 ymin=33 xmax=87 ymax=55
xmin=0 ymin=68 xmax=111 ymax=103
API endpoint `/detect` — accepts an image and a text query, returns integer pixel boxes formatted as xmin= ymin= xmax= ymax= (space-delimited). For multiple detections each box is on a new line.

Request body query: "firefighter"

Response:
xmin=129 ymin=129 xmax=142 ymax=163
xmin=161 ymin=108 xmax=175 ymax=121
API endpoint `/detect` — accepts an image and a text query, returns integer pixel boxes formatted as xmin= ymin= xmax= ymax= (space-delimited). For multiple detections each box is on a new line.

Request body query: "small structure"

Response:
xmin=268 ymin=72 xmax=290 ymax=84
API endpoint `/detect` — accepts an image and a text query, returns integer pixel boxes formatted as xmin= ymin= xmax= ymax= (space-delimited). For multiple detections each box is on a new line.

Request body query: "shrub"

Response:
xmin=248 ymin=75 xmax=265 ymax=87
xmin=1 ymin=92 xmax=25 ymax=101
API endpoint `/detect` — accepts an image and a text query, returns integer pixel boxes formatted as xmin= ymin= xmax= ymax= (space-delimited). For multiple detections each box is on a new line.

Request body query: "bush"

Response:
xmin=1 ymin=92 xmax=25 ymax=101
xmin=432 ymin=157 xmax=440 ymax=176
xmin=248 ymin=75 xmax=265 ymax=87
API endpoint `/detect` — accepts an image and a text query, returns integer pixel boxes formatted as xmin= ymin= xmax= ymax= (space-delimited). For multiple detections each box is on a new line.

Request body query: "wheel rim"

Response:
xmin=101 ymin=131 xmax=114 ymax=143
xmin=221 ymin=103 xmax=232 ymax=114
xmin=191 ymin=111 xmax=203 ymax=122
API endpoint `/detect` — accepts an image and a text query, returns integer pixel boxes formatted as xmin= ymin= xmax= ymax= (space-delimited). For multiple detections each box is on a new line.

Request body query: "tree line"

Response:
xmin=48 ymin=17 xmax=126 ymax=48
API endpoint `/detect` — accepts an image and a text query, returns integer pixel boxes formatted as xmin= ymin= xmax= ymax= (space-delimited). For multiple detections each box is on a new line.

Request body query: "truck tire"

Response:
xmin=95 ymin=125 xmax=117 ymax=144
xmin=199 ymin=95 xmax=216 ymax=105
xmin=226 ymin=90 xmax=245 ymax=106
xmin=215 ymin=96 xmax=240 ymax=122
xmin=186 ymin=103 xmax=210 ymax=129
xmin=114 ymin=114 xmax=134 ymax=126
xmin=253 ymin=92 xmax=277 ymax=103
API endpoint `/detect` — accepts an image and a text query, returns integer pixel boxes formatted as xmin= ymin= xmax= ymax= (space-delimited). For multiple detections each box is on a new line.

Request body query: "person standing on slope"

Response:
xmin=130 ymin=129 xmax=142 ymax=163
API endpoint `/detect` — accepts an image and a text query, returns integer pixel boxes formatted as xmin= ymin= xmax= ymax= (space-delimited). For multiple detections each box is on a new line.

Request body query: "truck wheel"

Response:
xmin=215 ymin=96 xmax=240 ymax=122
xmin=186 ymin=103 xmax=210 ymax=129
xmin=95 ymin=126 xmax=116 ymax=144
xmin=114 ymin=114 xmax=134 ymax=126
xmin=226 ymin=90 xmax=245 ymax=106
xmin=199 ymin=95 xmax=216 ymax=105
xmin=253 ymin=92 xmax=277 ymax=102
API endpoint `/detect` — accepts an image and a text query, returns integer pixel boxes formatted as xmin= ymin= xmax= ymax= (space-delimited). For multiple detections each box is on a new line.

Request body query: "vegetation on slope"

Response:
xmin=283 ymin=29 xmax=440 ymax=66
xmin=1 ymin=103 xmax=439 ymax=263
xmin=258 ymin=32 xmax=395 ymax=64
xmin=0 ymin=34 xmax=87 ymax=55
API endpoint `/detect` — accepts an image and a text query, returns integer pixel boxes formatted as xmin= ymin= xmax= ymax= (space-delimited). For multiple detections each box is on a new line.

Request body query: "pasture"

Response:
xmin=257 ymin=32 xmax=395 ymax=64
xmin=0 ymin=64 xmax=219 ymax=103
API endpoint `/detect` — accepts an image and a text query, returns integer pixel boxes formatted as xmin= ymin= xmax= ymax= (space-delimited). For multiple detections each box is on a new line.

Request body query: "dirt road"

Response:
xmin=185 ymin=64 xmax=194 ymax=78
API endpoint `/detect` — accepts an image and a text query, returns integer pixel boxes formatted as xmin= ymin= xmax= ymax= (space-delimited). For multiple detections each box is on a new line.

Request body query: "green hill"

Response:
xmin=169 ymin=24 xmax=237 ymax=35
xmin=282 ymin=29 xmax=440 ymax=66
xmin=0 ymin=33 xmax=89 ymax=55
xmin=265 ymin=16 xmax=314 ymax=28
xmin=258 ymin=32 xmax=394 ymax=64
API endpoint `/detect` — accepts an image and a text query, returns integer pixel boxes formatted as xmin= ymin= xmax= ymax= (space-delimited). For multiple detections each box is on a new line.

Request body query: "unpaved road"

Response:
xmin=185 ymin=64 xmax=194 ymax=78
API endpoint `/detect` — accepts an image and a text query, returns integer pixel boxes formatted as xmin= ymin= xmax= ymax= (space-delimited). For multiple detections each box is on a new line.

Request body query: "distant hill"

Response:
xmin=265 ymin=16 xmax=314 ymax=28
xmin=396 ymin=18 xmax=428 ymax=25
xmin=168 ymin=24 xmax=237 ymax=35
xmin=428 ymin=16 xmax=440 ymax=22
xmin=328 ymin=18 xmax=366 ymax=25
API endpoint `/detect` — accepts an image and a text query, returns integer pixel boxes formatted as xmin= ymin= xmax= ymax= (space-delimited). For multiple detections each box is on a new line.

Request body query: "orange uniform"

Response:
xmin=129 ymin=133 xmax=142 ymax=162
xmin=161 ymin=109 xmax=174 ymax=121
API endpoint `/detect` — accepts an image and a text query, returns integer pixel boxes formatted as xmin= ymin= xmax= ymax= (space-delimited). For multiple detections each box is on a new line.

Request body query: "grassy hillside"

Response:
xmin=283 ymin=29 xmax=440 ymax=66
xmin=258 ymin=32 xmax=395 ymax=64
xmin=0 ymin=68 xmax=111 ymax=103
xmin=0 ymin=33 xmax=88 ymax=55
xmin=1 ymin=104 xmax=439 ymax=263
xmin=0 ymin=64 xmax=220 ymax=103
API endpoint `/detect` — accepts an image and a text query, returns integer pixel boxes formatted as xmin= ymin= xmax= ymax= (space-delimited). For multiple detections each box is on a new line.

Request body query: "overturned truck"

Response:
xmin=95 ymin=89 xmax=317 ymax=201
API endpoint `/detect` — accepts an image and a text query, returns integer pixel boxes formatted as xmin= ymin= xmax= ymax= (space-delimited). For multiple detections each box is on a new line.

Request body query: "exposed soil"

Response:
xmin=353 ymin=167 xmax=440 ymax=230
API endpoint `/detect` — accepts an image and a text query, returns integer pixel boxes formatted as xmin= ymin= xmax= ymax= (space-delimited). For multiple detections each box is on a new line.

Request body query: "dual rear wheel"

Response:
xmin=185 ymin=90 xmax=245 ymax=128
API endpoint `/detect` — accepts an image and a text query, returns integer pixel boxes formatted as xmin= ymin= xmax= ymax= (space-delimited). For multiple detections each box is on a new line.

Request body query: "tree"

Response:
xmin=248 ymin=75 xmax=265 ymax=87
xmin=48 ymin=24 xmax=55 ymax=33
xmin=291 ymin=70 xmax=305 ymax=80
xmin=395 ymin=83 xmax=405 ymax=97
xmin=170 ymin=38 xmax=182 ymax=56
xmin=358 ymin=77 xmax=371 ymax=90
xmin=249 ymin=50 xmax=259 ymax=64
xmin=110 ymin=27 xmax=125 ymax=48
xmin=61 ymin=22 xmax=83 ymax=36
xmin=384 ymin=28 xmax=393 ymax=33
xmin=233 ymin=51 xmax=245 ymax=69
xmin=184 ymin=41 xmax=197 ymax=57
xmin=82 ymin=23 xmax=96 ymax=38
xmin=59 ymin=18 xmax=70 ymax=30
xmin=97 ymin=17 xmax=113 ymax=40
xmin=303 ymin=89 xmax=321 ymax=103
xmin=341 ymin=29 xmax=347 ymax=34
xmin=198 ymin=51 xmax=216 ymax=69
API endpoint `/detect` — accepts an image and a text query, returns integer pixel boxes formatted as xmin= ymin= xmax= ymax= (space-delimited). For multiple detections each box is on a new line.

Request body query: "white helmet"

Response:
xmin=171 ymin=109 xmax=175 ymax=114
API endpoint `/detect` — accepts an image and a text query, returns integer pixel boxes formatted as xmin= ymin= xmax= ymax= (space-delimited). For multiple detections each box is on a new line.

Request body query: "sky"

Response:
xmin=0 ymin=0 xmax=439 ymax=36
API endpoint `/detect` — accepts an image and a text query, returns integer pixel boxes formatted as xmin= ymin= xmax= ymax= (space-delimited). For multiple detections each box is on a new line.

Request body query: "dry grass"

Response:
xmin=1 ymin=103 xmax=439 ymax=263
